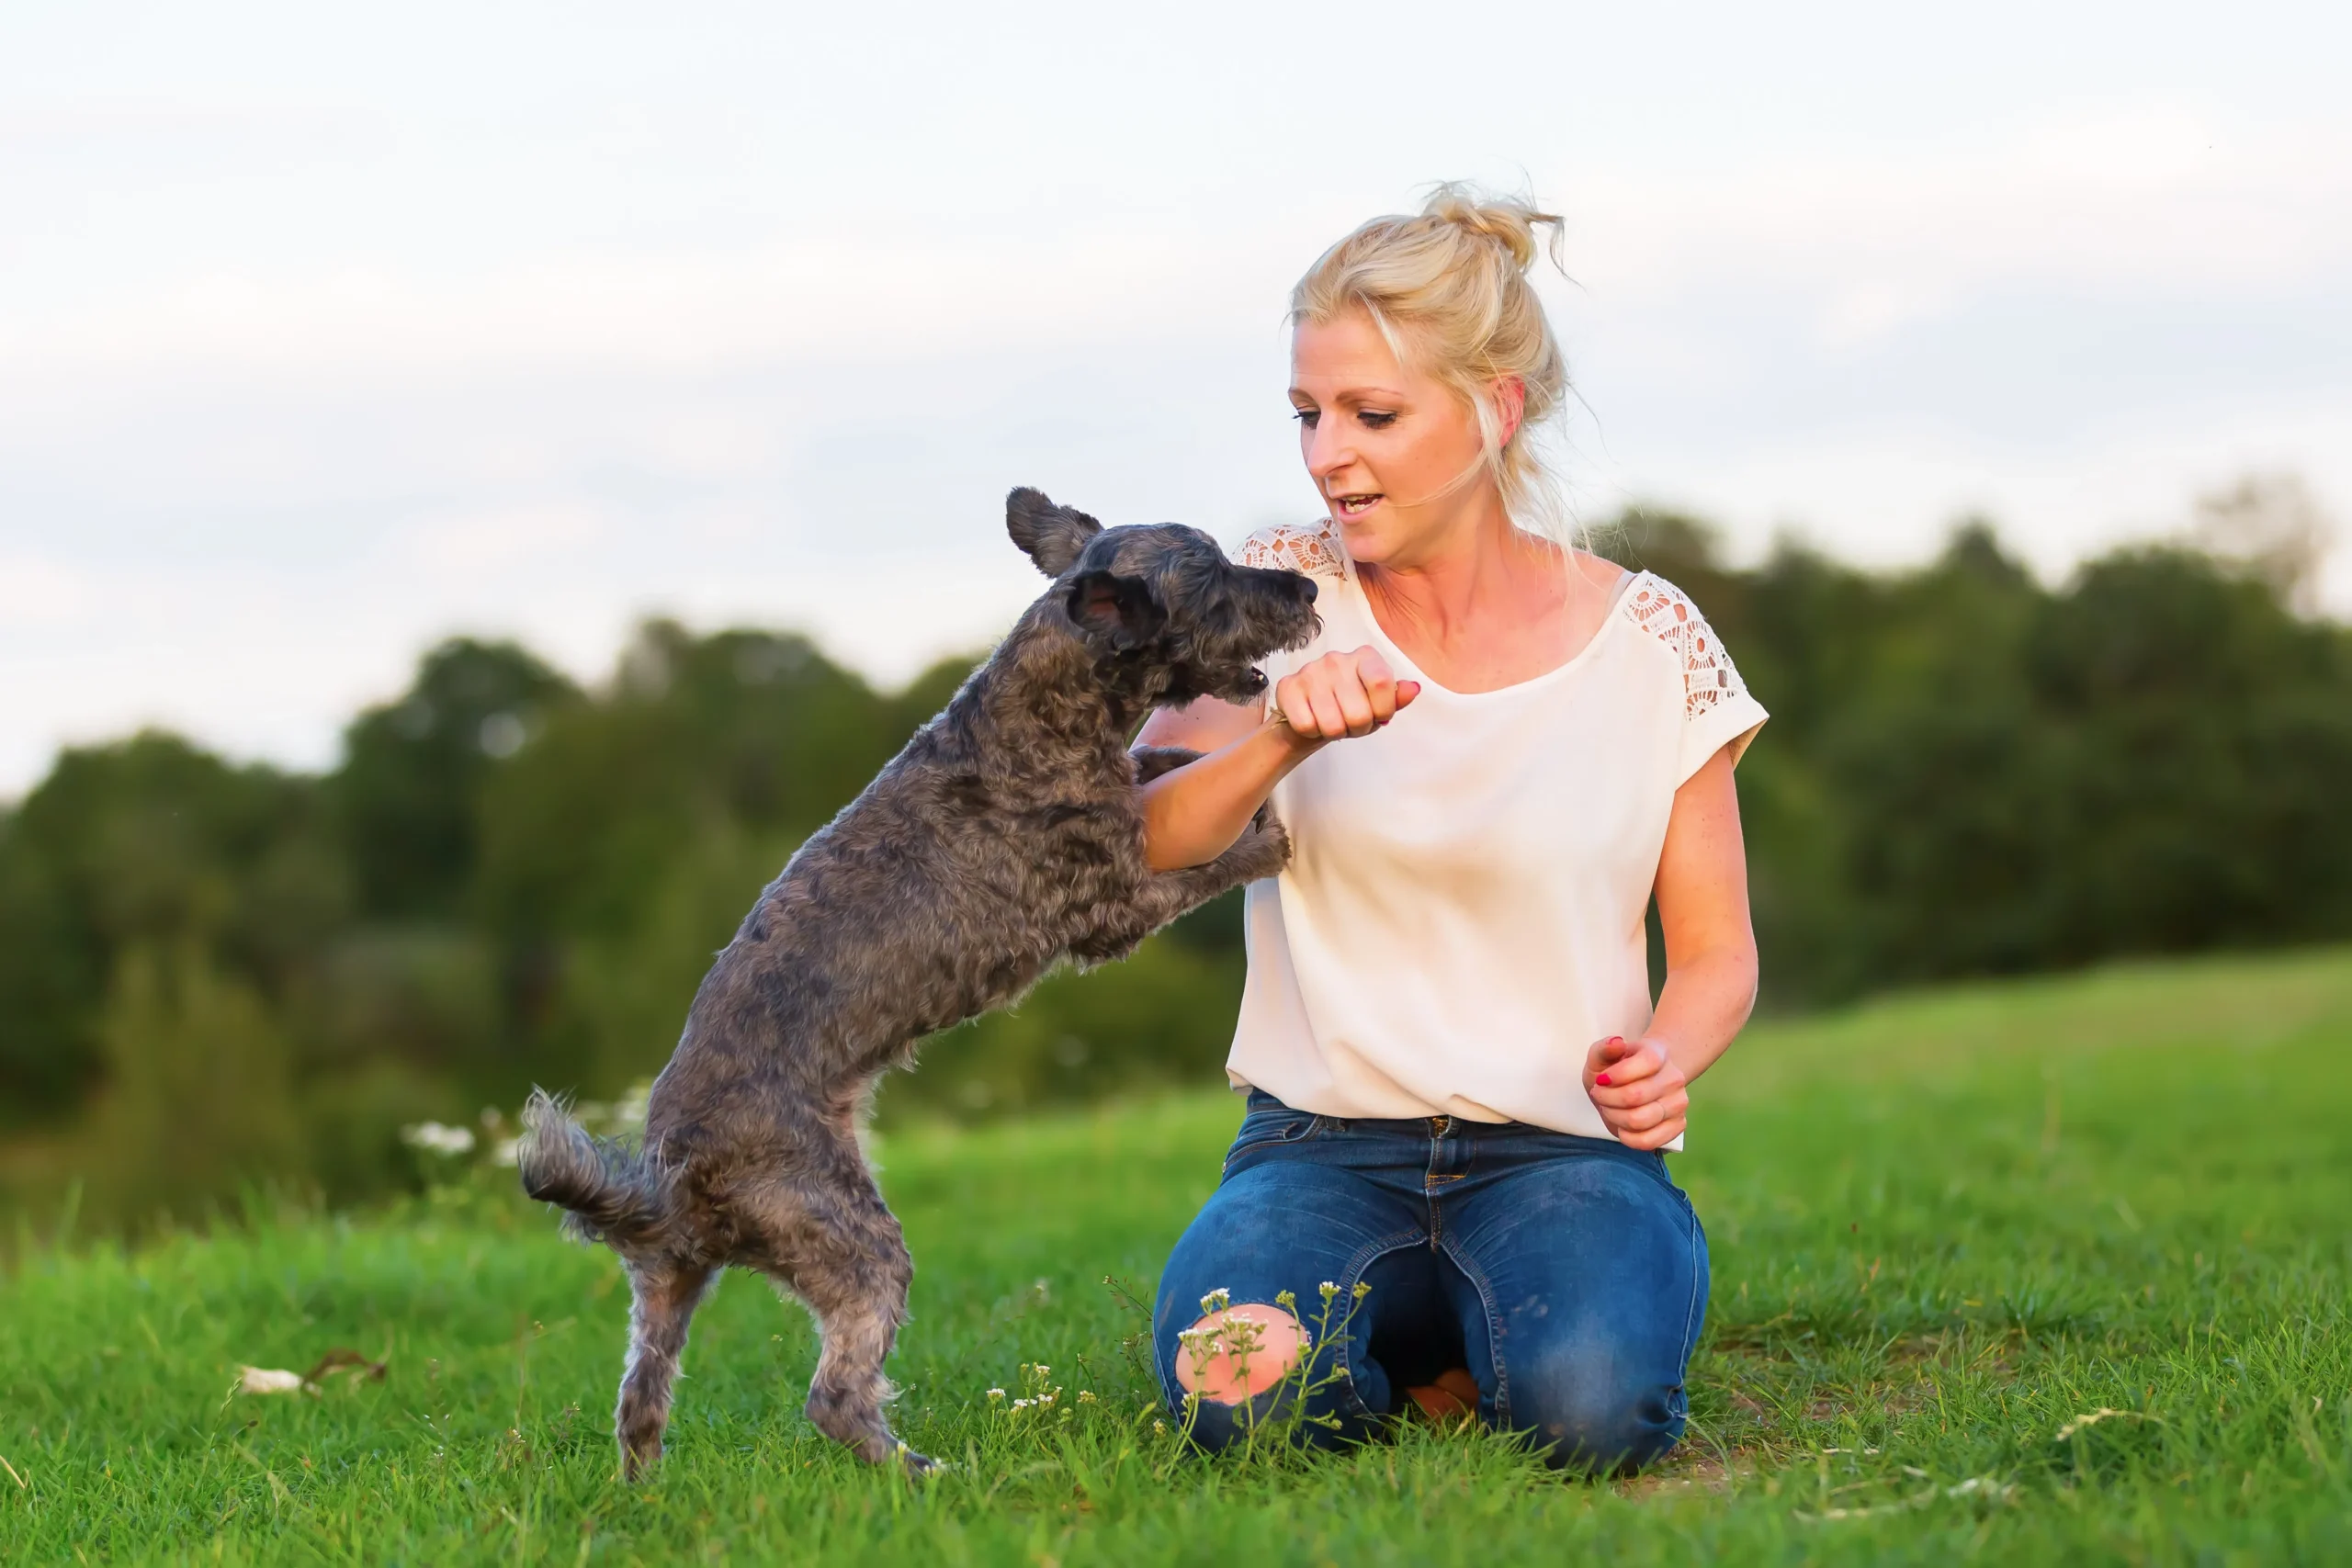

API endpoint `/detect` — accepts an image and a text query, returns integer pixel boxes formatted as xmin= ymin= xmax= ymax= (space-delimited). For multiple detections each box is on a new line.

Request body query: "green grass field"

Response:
xmin=6 ymin=949 xmax=2352 ymax=1564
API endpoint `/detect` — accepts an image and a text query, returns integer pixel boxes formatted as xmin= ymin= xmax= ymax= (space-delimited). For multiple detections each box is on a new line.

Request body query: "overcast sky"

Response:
xmin=6 ymin=1 xmax=2348 ymax=795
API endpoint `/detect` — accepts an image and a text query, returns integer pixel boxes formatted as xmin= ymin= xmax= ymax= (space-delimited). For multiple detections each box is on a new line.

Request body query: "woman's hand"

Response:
xmin=1273 ymin=646 xmax=1420 ymax=744
xmin=1583 ymin=1035 xmax=1690 ymax=1150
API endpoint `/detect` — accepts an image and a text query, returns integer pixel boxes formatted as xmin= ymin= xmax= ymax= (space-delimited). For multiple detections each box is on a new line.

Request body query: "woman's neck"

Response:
xmin=1352 ymin=493 xmax=1628 ymax=694
xmin=1359 ymin=501 xmax=1562 ymax=647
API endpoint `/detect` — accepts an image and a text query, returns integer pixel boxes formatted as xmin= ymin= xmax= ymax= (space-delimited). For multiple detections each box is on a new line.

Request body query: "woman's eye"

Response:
xmin=1292 ymin=409 xmax=1320 ymax=428
xmin=1359 ymin=411 xmax=1397 ymax=429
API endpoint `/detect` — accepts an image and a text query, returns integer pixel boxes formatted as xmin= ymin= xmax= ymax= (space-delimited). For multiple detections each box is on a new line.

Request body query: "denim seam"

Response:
xmin=1330 ymin=1226 xmax=1426 ymax=1422
xmin=1674 ymin=1193 xmax=1703 ymax=1394
xmin=1436 ymin=1235 xmax=1512 ymax=1433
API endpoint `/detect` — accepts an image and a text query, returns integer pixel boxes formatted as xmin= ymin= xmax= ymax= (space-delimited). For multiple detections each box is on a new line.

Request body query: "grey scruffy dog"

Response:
xmin=516 ymin=488 xmax=1317 ymax=1477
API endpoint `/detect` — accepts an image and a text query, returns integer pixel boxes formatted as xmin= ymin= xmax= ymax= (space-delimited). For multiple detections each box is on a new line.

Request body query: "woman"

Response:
xmin=1137 ymin=186 xmax=1768 ymax=1474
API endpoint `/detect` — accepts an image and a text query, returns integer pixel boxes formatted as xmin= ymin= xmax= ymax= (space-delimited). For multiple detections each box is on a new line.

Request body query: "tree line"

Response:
xmin=3 ymin=480 xmax=2346 ymax=1232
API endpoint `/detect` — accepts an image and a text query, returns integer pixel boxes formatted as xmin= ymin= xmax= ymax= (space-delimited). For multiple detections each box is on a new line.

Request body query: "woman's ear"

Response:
xmin=1489 ymin=376 xmax=1527 ymax=448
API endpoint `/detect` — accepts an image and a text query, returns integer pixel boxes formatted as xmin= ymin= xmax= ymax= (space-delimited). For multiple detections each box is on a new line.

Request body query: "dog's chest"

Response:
xmin=1024 ymin=799 xmax=1146 ymax=906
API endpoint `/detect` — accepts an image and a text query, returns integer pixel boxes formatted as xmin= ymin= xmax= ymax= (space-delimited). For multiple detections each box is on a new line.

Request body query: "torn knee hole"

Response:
xmin=1172 ymin=1302 xmax=1306 ymax=1403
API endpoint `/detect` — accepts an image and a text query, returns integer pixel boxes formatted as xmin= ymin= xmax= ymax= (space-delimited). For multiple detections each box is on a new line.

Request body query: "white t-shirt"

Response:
xmin=1226 ymin=519 xmax=1770 ymax=1143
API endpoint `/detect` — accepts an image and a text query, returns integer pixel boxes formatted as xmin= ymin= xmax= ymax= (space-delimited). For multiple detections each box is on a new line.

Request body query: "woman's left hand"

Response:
xmin=1583 ymin=1035 xmax=1690 ymax=1150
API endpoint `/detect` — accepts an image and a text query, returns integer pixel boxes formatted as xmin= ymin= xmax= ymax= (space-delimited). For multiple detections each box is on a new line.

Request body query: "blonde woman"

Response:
xmin=1138 ymin=188 xmax=1768 ymax=1474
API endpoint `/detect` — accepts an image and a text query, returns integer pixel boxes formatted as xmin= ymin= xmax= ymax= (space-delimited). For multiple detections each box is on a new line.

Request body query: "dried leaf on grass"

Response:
xmin=2053 ymin=1407 xmax=2159 ymax=1441
xmin=231 ymin=1348 xmax=390 ymax=1398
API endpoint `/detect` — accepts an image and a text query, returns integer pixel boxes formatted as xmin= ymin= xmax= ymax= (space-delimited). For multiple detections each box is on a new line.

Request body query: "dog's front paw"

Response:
xmin=1232 ymin=812 xmax=1291 ymax=878
xmin=1131 ymin=745 xmax=1204 ymax=785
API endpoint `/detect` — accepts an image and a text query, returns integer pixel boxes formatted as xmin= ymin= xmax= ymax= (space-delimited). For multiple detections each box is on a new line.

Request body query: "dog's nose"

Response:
xmin=1294 ymin=577 xmax=1318 ymax=604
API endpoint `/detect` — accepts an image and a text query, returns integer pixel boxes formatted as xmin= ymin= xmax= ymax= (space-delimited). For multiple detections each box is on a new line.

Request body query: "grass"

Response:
xmin=6 ymin=948 xmax=2352 ymax=1564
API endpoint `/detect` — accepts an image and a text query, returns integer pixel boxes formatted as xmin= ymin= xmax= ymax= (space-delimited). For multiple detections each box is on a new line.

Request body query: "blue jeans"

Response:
xmin=1154 ymin=1091 xmax=1709 ymax=1474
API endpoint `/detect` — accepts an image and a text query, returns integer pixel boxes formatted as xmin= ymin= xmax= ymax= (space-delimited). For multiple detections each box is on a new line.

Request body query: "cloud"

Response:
xmin=0 ymin=553 xmax=93 ymax=626
xmin=1564 ymin=109 xmax=2352 ymax=340
xmin=395 ymin=501 xmax=611 ymax=575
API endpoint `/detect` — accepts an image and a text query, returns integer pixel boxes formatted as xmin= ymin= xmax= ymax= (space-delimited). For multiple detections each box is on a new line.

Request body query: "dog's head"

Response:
xmin=1006 ymin=487 xmax=1319 ymax=705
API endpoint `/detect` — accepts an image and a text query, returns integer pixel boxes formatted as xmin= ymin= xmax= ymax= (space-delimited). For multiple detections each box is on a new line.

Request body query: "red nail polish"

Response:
xmin=1595 ymin=1074 xmax=1612 ymax=1086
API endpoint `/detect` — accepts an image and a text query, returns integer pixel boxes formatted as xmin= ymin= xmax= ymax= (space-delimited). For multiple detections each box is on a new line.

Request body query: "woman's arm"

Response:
xmin=1134 ymin=648 xmax=1419 ymax=872
xmin=1582 ymin=743 xmax=1760 ymax=1149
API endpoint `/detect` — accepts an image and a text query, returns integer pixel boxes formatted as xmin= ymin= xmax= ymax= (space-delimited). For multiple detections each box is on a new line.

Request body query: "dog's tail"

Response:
xmin=516 ymin=1089 xmax=679 ymax=1251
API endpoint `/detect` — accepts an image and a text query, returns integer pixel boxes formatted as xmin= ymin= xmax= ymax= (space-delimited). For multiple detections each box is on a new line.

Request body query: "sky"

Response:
xmin=5 ymin=0 xmax=2349 ymax=795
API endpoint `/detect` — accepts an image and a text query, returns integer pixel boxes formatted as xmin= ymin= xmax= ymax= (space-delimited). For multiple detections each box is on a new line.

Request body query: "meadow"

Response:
xmin=5 ymin=947 xmax=2350 ymax=1564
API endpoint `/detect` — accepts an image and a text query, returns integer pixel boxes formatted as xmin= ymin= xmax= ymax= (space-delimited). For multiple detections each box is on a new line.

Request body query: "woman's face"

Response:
xmin=1289 ymin=310 xmax=1510 ymax=569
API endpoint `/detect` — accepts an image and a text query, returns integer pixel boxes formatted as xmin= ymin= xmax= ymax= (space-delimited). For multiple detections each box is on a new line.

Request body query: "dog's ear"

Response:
xmin=1065 ymin=570 xmax=1167 ymax=649
xmin=1006 ymin=487 xmax=1103 ymax=577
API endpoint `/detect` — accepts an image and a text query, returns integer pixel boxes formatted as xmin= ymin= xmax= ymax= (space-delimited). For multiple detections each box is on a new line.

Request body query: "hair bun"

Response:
xmin=1292 ymin=182 xmax=1572 ymax=541
xmin=1420 ymin=183 xmax=1561 ymax=271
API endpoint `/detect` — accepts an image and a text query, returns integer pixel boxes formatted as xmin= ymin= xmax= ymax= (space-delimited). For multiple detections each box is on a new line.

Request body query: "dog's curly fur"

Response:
xmin=516 ymin=488 xmax=1318 ymax=1476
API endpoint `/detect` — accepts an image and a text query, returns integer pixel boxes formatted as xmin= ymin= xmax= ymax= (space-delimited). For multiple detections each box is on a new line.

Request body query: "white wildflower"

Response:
xmin=399 ymin=1122 xmax=475 ymax=1157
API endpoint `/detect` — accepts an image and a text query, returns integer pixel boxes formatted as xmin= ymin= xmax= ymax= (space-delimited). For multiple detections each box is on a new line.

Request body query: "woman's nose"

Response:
xmin=1306 ymin=424 xmax=1348 ymax=479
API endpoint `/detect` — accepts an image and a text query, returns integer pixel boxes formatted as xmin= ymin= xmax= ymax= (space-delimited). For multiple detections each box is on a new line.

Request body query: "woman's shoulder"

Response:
xmin=1238 ymin=518 xmax=1348 ymax=580
xmin=1613 ymin=570 xmax=1754 ymax=721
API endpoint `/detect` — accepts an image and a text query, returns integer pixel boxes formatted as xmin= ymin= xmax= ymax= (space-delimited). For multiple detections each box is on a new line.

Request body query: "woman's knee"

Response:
xmin=1164 ymin=1293 xmax=1308 ymax=1404
xmin=1151 ymin=1289 xmax=1318 ymax=1453
xmin=1508 ymin=1337 xmax=1688 ymax=1475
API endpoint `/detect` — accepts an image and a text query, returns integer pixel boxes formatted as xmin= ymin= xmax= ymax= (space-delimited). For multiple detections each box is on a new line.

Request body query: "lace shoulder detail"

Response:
xmin=1239 ymin=518 xmax=1348 ymax=579
xmin=1625 ymin=574 xmax=1753 ymax=722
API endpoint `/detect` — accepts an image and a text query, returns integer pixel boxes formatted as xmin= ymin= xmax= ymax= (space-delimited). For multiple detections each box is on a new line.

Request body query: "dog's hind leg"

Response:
xmin=735 ymin=1149 xmax=927 ymax=1470
xmin=615 ymin=1260 xmax=716 ymax=1480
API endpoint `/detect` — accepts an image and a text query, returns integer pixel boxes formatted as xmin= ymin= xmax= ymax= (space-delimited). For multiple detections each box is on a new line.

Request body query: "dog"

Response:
xmin=516 ymin=487 xmax=1319 ymax=1476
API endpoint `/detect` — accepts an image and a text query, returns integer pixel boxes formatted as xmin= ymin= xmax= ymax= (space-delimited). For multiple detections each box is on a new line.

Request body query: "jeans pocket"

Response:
xmin=1220 ymin=1108 xmax=1323 ymax=1178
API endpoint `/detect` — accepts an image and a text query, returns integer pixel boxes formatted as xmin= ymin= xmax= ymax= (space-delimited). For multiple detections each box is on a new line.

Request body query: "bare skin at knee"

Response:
xmin=1173 ymin=1303 xmax=1307 ymax=1403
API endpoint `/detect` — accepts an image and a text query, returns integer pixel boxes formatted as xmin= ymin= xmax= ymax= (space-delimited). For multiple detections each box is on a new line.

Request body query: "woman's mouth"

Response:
xmin=1332 ymin=493 xmax=1384 ymax=519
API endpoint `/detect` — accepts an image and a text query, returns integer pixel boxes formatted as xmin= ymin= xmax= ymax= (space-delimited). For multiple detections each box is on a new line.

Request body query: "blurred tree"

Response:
xmin=329 ymin=637 xmax=578 ymax=920
xmin=2191 ymin=471 xmax=2335 ymax=617
xmin=80 ymin=940 xmax=308 ymax=1230
xmin=0 ymin=733 xmax=342 ymax=1124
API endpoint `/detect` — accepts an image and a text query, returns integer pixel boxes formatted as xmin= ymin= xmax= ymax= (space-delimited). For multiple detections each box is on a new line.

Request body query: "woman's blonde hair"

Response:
xmin=1291 ymin=183 xmax=1572 ymax=541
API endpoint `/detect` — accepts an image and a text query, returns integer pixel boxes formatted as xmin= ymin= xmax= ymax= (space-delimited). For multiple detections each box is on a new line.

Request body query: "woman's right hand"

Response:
xmin=1273 ymin=647 xmax=1421 ymax=744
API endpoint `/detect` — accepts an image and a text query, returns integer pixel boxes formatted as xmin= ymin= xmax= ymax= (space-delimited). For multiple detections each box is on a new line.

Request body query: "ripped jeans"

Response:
xmin=1153 ymin=1091 xmax=1708 ymax=1474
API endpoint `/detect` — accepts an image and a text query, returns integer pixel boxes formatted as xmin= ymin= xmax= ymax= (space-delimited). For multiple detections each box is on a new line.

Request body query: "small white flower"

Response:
xmin=986 ymin=1388 xmax=1005 ymax=1400
xmin=400 ymin=1122 xmax=475 ymax=1157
